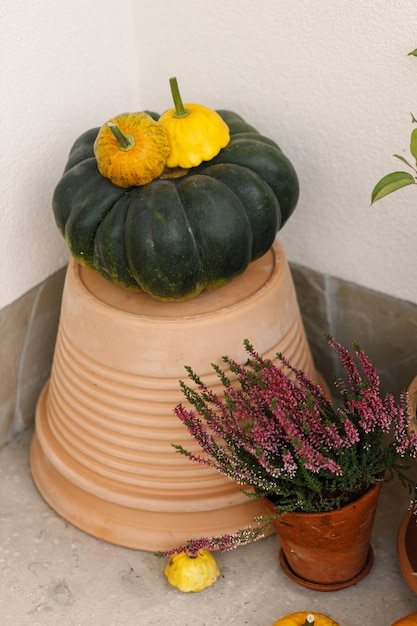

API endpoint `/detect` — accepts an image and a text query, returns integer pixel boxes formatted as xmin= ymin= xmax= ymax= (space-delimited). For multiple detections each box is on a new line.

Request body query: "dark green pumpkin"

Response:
xmin=53 ymin=110 xmax=299 ymax=301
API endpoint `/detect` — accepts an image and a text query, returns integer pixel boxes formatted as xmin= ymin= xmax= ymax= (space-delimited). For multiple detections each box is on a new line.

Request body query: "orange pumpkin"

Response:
xmin=391 ymin=613 xmax=417 ymax=625
xmin=272 ymin=613 xmax=340 ymax=626
xmin=94 ymin=111 xmax=170 ymax=187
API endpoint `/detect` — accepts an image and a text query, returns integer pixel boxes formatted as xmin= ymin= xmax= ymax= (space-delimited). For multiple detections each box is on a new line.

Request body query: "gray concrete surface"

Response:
xmin=1 ymin=427 xmax=416 ymax=626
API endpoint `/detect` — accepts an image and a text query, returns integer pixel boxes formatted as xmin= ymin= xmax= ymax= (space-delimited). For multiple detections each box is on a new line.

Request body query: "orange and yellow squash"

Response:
xmin=158 ymin=77 xmax=230 ymax=168
xmin=93 ymin=111 xmax=170 ymax=187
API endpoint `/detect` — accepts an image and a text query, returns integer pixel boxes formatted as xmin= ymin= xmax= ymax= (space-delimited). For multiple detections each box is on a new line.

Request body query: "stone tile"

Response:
xmin=327 ymin=278 xmax=417 ymax=399
xmin=290 ymin=264 xmax=334 ymax=389
xmin=0 ymin=289 xmax=36 ymax=447
xmin=0 ymin=267 xmax=66 ymax=448
xmin=13 ymin=267 xmax=66 ymax=434
xmin=290 ymin=264 xmax=417 ymax=400
xmin=0 ymin=399 xmax=14 ymax=450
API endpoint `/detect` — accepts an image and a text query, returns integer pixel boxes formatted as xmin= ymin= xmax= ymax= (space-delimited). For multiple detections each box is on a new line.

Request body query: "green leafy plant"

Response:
xmin=371 ymin=49 xmax=417 ymax=203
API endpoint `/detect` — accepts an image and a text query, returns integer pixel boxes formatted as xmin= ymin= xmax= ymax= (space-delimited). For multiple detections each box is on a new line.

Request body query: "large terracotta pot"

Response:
xmin=263 ymin=483 xmax=382 ymax=591
xmin=30 ymin=241 xmax=324 ymax=552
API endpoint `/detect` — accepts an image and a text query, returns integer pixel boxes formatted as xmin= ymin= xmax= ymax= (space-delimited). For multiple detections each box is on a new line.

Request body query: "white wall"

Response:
xmin=1 ymin=0 xmax=140 ymax=309
xmin=2 ymin=0 xmax=417 ymax=309
xmin=134 ymin=0 xmax=417 ymax=303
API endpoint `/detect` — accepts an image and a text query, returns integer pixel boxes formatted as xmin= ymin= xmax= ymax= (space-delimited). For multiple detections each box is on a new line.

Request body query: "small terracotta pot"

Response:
xmin=263 ymin=483 xmax=382 ymax=591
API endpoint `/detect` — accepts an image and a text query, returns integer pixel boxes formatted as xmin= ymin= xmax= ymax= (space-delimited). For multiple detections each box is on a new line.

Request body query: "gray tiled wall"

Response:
xmin=1 ymin=261 xmax=417 ymax=449
xmin=291 ymin=264 xmax=417 ymax=400
xmin=0 ymin=267 xmax=66 ymax=447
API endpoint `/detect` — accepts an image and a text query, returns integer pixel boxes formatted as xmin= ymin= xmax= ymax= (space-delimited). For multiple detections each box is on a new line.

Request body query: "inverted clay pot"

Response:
xmin=30 ymin=241 xmax=324 ymax=552
xmin=263 ymin=483 xmax=382 ymax=591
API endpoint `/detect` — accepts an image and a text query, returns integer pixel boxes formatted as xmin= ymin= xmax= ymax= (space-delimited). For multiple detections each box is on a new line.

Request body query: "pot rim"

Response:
xmin=261 ymin=481 xmax=383 ymax=519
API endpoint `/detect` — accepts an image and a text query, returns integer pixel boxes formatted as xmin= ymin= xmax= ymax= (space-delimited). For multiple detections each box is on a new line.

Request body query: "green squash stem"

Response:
xmin=303 ymin=617 xmax=315 ymax=626
xmin=108 ymin=123 xmax=135 ymax=151
xmin=169 ymin=76 xmax=190 ymax=118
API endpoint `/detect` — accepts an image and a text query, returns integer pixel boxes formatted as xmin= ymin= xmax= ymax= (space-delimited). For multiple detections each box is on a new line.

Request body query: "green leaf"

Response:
xmin=371 ymin=171 xmax=416 ymax=203
xmin=408 ymin=49 xmax=417 ymax=57
xmin=410 ymin=128 xmax=417 ymax=161
xmin=393 ymin=153 xmax=417 ymax=171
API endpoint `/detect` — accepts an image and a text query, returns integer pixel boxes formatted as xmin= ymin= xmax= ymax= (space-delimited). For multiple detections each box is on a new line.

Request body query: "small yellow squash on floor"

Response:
xmin=272 ymin=612 xmax=340 ymax=626
xmin=164 ymin=549 xmax=220 ymax=592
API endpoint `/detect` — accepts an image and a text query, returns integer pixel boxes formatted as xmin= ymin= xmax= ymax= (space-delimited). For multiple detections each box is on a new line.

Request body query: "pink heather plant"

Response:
xmin=157 ymin=335 xmax=417 ymax=557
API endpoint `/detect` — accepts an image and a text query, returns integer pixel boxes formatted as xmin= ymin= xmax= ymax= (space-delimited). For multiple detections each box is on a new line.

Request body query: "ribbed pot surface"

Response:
xmin=30 ymin=241 xmax=322 ymax=551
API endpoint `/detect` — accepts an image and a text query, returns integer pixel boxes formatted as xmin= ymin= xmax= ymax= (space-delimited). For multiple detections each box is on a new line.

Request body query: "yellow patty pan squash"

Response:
xmin=392 ymin=613 xmax=417 ymax=625
xmin=158 ymin=76 xmax=230 ymax=168
xmin=164 ymin=549 xmax=220 ymax=592
xmin=93 ymin=111 xmax=170 ymax=187
xmin=272 ymin=612 xmax=340 ymax=626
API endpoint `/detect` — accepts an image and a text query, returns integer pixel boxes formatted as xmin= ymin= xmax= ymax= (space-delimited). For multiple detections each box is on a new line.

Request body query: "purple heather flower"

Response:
xmin=157 ymin=524 xmax=269 ymax=558
xmin=171 ymin=335 xmax=417 ymax=542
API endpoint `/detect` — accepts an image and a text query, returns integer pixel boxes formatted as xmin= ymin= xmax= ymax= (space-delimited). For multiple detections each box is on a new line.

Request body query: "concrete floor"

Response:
xmin=1 ymin=427 xmax=416 ymax=626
